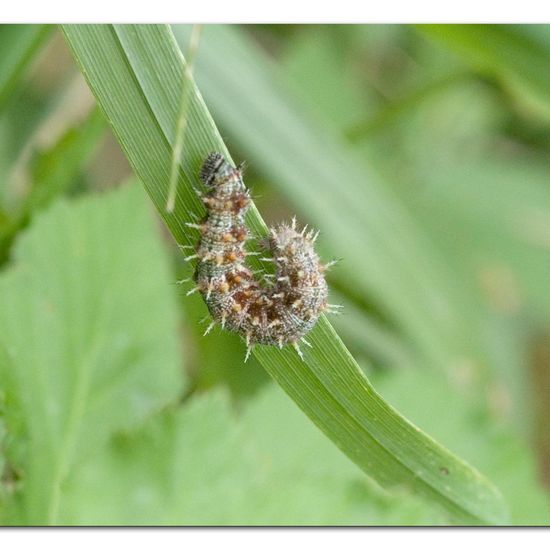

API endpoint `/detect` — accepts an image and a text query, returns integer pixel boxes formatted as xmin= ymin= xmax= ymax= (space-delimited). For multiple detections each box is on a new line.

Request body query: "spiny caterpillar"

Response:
xmin=185 ymin=152 xmax=339 ymax=361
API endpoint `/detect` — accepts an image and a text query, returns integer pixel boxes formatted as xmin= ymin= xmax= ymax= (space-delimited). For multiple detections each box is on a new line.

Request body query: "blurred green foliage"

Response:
xmin=1 ymin=24 xmax=550 ymax=525
xmin=0 ymin=184 xmax=183 ymax=524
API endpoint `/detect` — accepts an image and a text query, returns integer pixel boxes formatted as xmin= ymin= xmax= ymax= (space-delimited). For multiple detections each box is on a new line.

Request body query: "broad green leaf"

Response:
xmin=64 ymin=371 xmax=546 ymax=524
xmin=60 ymin=392 xmax=254 ymax=525
xmin=0 ymin=183 xmax=184 ymax=524
xmin=60 ymin=386 xmax=446 ymax=525
xmin=0 ymin=25 xmax=51 ymax=109
xmin=418 ymin=25 xmax=550 ymax=119
xmin=62 ymin=24 xmax=508 ymax=524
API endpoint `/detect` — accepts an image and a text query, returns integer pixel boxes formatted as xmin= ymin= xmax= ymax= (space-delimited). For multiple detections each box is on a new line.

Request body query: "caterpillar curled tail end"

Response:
xmin=189 ymin=151 xmax=338 ymax=361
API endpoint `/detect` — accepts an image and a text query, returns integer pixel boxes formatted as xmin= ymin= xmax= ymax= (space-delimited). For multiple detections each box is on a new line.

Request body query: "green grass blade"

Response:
xmin=62 ymin=23 xmax=508 ymax=525
xmin=167 ymin=24 xmax=202 ymax=213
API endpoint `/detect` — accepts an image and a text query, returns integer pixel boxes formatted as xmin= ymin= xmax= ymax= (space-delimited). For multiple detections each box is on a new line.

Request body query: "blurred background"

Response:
xmin=1 ymin=24 xmax=550 ymax=525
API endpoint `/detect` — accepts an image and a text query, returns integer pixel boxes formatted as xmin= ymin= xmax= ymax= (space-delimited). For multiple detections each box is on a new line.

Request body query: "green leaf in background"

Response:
xmin=374 ymin=367 xmax=550 ymax=525
xmin=26 ymin=106 xmax=106 ymax=212
xmin=0 ymin=106 xmax=106 ymax=263
xmin=60 ymin=392 xmax=255 ymax=525
xmin=60 ymin=368 xmax=548 ymax=525
xmin=62 ymin=24 xmax=508 ymax=524
xmin=0 ymin=182 xmax=184 ymax=525
xmin=418 ymin=25 xmax=550 ymax=119
xmin=0 ymin=25 xmax=51 ymax=109
xmin=60 ymin=385 xmax=446 ymax=525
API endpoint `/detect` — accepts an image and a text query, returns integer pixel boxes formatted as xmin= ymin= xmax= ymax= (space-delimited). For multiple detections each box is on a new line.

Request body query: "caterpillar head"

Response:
xmin=200 ymin=151 xmax=238 ymax=189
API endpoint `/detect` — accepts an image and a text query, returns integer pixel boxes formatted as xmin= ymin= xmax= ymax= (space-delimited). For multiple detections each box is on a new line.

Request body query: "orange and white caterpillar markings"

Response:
xmin=186 ymin=152 xmax=339 ymax=361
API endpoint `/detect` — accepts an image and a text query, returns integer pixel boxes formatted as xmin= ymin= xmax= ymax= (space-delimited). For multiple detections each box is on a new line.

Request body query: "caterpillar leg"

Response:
xmin=244 ymin=332 xmax=253 ymax=362
xmin=244 ymin=345 xmax=254 ymax=363
xmin=292 ymin=342 xmax=305 ymax=361
xmin=301 ymin=337 xmax=313 ymax=348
